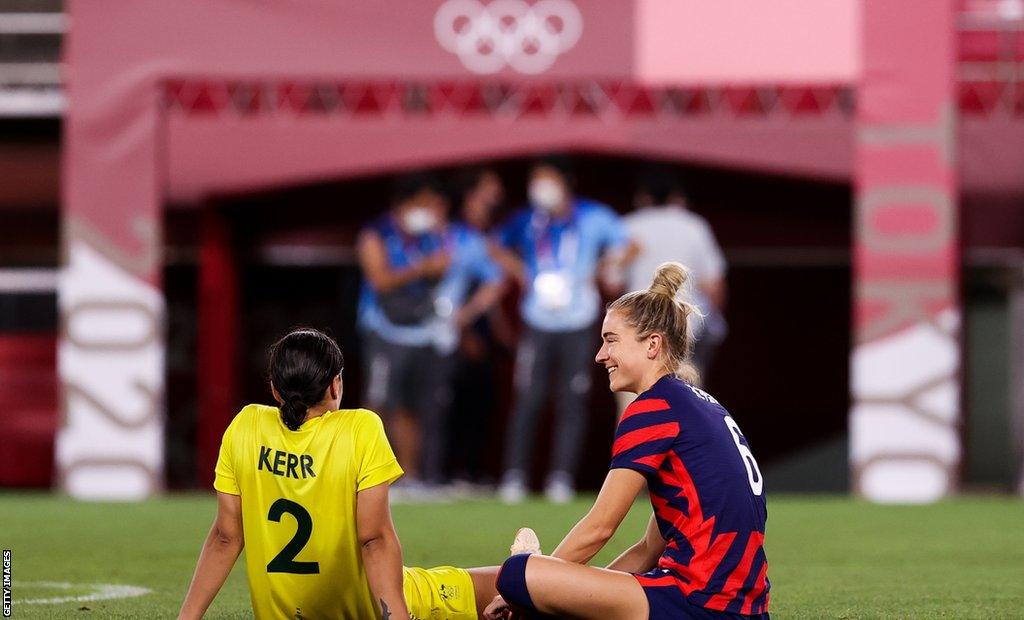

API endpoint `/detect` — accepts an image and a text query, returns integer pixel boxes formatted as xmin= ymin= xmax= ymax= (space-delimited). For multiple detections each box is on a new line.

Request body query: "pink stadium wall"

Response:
xmin=61 ymin=0 xmax=963 ymax=501
xmin=636 ymin=0 xmax=861 ymax=84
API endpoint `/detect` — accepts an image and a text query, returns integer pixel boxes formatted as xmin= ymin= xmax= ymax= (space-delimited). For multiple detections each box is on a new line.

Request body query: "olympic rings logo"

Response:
xmin=434 ymin=0 xmax=583 ymax=75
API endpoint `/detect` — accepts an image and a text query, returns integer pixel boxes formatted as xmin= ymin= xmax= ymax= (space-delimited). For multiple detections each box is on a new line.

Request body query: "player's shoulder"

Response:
xmin=344 ymin=407 xmax=382 ymax=422
xmin=220 ymin=404 xmax=279 ymax=443
xmin=232 ymin=403 xmax=278 ymax=424
xmin=681 ymin=383 xmax=723 ymax=409
xmin=327 ymin=407 xmax=385 ymax=431
xmin=646 ymin=375 xmax=724 ymax=415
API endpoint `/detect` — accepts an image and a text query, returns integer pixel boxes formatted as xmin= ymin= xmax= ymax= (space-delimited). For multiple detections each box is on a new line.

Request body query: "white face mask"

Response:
xmin=402 ymin=208 xmax=437 ymax=234
xmin=529 ymin=179 xmax=565 ymax=212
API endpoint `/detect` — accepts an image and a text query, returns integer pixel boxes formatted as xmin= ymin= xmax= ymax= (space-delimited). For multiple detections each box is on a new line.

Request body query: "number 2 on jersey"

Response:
xmin=266 ymin=499 xmax=320 ymax=574
xmin=724 ymin=416 xmax=764 ymax=496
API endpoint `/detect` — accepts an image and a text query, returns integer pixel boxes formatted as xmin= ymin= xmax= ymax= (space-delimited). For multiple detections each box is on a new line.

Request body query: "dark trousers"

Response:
xmin=447 ymin=347 xmax=498 ymax=481
xmin=363 ymin=333 xmax=454 ymax=484
xmin=501 ymin=325 xmax=595 ymax=478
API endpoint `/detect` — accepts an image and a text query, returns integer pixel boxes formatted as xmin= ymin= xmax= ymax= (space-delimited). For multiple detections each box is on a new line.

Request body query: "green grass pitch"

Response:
xmin=1 ymin=493 xmax=1022 ymax=618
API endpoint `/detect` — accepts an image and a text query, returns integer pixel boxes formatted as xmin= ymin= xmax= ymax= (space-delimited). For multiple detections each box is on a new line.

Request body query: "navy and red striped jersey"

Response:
xmin=611 ymin=374 xmax=770 ymax=615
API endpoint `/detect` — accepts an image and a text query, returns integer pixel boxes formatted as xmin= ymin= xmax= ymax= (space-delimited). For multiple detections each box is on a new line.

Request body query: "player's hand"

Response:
xmin=483 ymin=594 xmax=514 ymax=619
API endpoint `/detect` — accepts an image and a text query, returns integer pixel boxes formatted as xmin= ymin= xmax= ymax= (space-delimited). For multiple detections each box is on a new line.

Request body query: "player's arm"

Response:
xmin=357 ymin=482 xmax=409 ymax=620
xmin=357 ymin=228 xmax=431 ymax=293
xmin=178 ymin=492 xmax=244 ymax=620
xmin=550 ymin=468 xmax=646 ymax=565
xmin=605 ymin=512 xmax=666 ymax=573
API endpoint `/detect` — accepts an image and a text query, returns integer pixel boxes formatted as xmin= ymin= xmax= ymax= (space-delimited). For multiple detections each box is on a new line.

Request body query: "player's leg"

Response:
xmin=399 ymin=565 xmax=498 ymax=620
xmin=468 ymin=527 xmax=542 ymax=617
xmin=402 ymin=528 xmax=543 ymax=619
xmin=467 ymin=567 xmax=500 ymax=615
xmin=499 ymin=328 xmax=555 ymax=500
xmin=497 ymin=553 xmax=649 ymax=620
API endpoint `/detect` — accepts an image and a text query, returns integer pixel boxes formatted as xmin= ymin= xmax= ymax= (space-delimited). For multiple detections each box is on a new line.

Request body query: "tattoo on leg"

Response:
xmin=380 ymin=598 xmax=391 ymax=620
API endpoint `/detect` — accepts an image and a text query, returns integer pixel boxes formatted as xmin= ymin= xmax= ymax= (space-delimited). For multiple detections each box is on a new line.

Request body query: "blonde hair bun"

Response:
xmin=649 ymin=262 xmax=689 ymax=299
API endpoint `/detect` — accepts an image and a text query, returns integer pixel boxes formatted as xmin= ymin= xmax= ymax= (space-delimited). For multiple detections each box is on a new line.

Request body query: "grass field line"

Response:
xmin=17 ymin=582 xmax=152 ymax=605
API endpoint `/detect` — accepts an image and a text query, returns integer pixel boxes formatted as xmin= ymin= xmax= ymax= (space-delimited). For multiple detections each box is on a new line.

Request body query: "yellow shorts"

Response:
xmin=402 ymin=565 xmax=477 ymax=620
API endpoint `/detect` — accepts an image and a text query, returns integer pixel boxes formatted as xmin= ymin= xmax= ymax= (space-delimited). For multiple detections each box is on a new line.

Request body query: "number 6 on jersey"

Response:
xmin=724 ymin=415 xmax=764 ymax=496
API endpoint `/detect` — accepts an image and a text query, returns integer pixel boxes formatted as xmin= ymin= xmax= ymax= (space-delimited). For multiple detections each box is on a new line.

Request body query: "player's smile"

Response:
xmin=605 ymin=364 xmax=619 ymax=389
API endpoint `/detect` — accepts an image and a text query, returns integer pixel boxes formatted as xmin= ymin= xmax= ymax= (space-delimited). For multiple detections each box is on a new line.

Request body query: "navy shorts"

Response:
xmin=634 ymin=568 xmax=770 ymax=620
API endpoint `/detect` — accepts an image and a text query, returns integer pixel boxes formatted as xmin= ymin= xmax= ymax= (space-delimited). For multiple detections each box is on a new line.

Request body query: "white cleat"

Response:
xmin=509 ymin=527 xmax=542 ymax=556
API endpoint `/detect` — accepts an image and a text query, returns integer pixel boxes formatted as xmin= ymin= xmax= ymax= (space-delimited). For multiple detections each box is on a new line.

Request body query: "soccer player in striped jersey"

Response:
xmin=178 ymin=328 xmax=515 ymax=620
xmin=486 ymin=262 xmax=769 ymax=620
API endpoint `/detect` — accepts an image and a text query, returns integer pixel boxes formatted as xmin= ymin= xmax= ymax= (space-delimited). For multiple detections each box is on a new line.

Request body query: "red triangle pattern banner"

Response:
xmin=164 ymin=79 xmax=1024 ymax=120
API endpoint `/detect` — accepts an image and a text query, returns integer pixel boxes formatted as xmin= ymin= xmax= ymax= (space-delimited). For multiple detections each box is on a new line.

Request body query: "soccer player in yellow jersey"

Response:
xmin=178 ymin=328 xmax=520 ymax=620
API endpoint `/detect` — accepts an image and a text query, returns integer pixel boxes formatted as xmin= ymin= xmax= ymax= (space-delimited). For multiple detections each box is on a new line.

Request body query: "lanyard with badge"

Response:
xmin=392 ymin=221 xmax=463 ymax=354
xmin=425 ymin=227 xmax=461 ymax=354
xmin=530 ymin=209 xmax=578 ymax=311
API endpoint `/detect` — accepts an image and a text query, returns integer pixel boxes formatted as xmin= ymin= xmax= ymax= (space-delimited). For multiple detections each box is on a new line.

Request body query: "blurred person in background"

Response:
xmin=446 ymin=167 xmax=514 ymax=489
xmin=623 ymin=165 xmax=727 ymax=388
xmin=459 ymin=167 xmax=504 ymax=235
xmin=493 ymin=155 xmax=634 ymax=504
xmin=357 ymin=172 xmax=503 ymax=495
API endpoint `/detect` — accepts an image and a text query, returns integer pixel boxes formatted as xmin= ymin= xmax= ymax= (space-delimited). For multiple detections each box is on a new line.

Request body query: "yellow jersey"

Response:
xmin=214 ymin=404 xmax=404 ymax=620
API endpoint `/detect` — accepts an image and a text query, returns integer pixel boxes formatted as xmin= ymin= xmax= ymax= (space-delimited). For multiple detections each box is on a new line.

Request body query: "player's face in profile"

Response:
xmin=596 ymin=309 xmax=649 ymax=393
